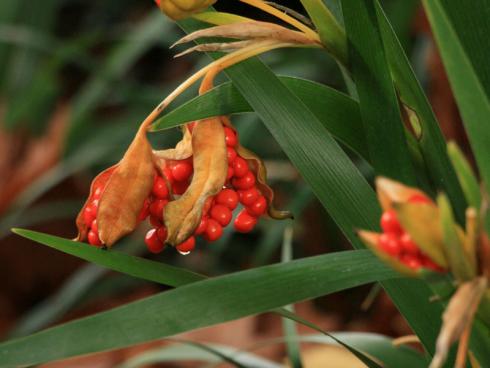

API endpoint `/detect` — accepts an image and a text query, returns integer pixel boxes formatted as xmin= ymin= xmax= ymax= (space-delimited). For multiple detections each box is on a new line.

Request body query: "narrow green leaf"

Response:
xmin=0 ymin=248 xmax=396 ymax=366
xmin=152 ymin=76 xmax=369 ymax=160
xmin=422 ymin=0 xmax=490 ymax=195
xmin=375 ymin=1 xmax=467 ymax=220
xmin=192 ymin=11 xmax=252 ymax=25
xmin=341 ymin=0 xmax=416 ymax=185
xmin=299 ymin=0 xmax=347 ymax=64
xmin=447 ymin=142 xmax=481 ymax=210
xmin=12 ymin=229 xmax=205 ymax=287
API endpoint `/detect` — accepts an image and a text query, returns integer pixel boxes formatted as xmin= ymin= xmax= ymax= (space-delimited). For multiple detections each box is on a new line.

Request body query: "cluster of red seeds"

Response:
xmin=142 ymin=124 xmax=268 ymax=254
xmin=83 ymin=186 xmax=103 ymax=247
xmin=378 ymin=194 xmax=442 ymax=271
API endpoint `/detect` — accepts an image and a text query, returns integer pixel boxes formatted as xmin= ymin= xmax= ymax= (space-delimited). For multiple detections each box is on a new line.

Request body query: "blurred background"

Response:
xmin=0 ymin=0 xmax=469 ymax=366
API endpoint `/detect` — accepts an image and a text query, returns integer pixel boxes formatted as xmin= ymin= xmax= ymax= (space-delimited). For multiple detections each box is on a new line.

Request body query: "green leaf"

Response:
xmin=447 ymin=142 xmax=481 ymax=210
xmin=192 ymin=11 xmax=252 ymax=25
xmin=422 ymin=0 xmax=490 ymax=196
xmin=177 ymin=17 xmax=446 ymax=355
xmin=341 ymin=0 xmax=416 ymax=185
xmin=0 ymin=246 xmax=396 ymax=366
xmin=375 ymin=1 xmax=467 ymax=221
xmin=12 ymin=229 xmax=205 ymax=287
xmin=299 ymin=0 xmax=347 ymax=64
xmin=152 ymin=76 xmax=369 ymax=160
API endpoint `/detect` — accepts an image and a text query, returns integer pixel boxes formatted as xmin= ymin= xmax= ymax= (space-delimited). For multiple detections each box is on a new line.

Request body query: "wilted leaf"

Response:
xmin=153 ymin=126 xmax=193 ymax=161
xmin=430 ymin=277 xmax=487 ymax=368
xmin=164 ymin=117 xmax=227 ymax=245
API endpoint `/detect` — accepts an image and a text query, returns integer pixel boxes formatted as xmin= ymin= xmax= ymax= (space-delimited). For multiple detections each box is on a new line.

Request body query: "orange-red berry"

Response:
xmin=234 ymin=210 xmax=257 ymax=233
xmin=156 ymin=226 xmax=168 ymax=242
xmin=401 ymin=254 xmax=422 ymax=270
xmin=246 ymin=196 xmax=267 ymax=217
xmin=408 ymin=193 xmax=431 ymax=204
xmin=227 ymin=167 xmax=234 ymax=180
xmin=172 ymin=180 xmax=189 ymax=195
xmin=224 ymin=127 xmax=237 ymax=147
xmin=400 ymin=233 xmax=419 ymax=254
xmin=378 ymin=233 xmax=401 ymax=257
xmin=88 ymin=230 xmax=102 ymax=246
xmin=238 ymin=187 xmax=260 ymax=206
xmin=145 ymin=229 xmax=165 ymax=254
xmin=171 ymin=162 xmax=193 ymax=182
xmin=210 ymin=204 xmax=232 ymax=226
xmin=176 ymin=236 xmax=196 ymax=253
xmin=150 ymin=215 xmax=163 ymax=228
xmin=90 ymin=219 xmax=98 ymax=233
xmin=232 ymin=171 xmax=255 ymax=190
xmin=216 ymin=189 xmax=239 ymax=210
xmin=83 ymin=201 xmax=98 ymax=225
xmin=149 ymin=199 xmax=167 ymax=218
xmin=93 ymin=186 xmax=103 ymax=199
xmin=138 ymin=198 xmax=151 ymax=221
xmin=227 ymin=147 xmax=237 ymax=163
xmin=380 ymin=210 xmax=402 ymax=234
xmin=195 ymin=216 xmax=208 ymax=235
xmin=152 ymin=176 xmax=169 ymax=199
xmin=204 ymin=218 xmax=223 ymax=241
xmin=232 ymin=157 xmax=248 ymax=178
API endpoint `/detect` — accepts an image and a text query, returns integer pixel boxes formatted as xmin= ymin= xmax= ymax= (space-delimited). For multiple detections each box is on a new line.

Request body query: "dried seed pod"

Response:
xmin=76 ymin=125 xmax=155 ymax=247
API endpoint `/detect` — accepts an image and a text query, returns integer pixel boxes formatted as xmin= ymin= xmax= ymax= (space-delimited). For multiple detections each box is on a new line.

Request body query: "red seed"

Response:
xmin=195 ymin=216 xmax=208 ymax=235
xmin=93 ymin=186 xmax=103 ymax=199
xmin=83 ymin=202 xmax=97 ymax=225
xmin=150 ymin=215 xmax=163 ymax=228
xmin=234 ymin=210 xmax=257 ymax=233
xmin=227 ymin=167 xmax=234 ymax=180
xmin=176 ymin=236 xmax=196 ymax=253
xmin=399 ymin=232 xmax=419 ymax=254
xmin=380 ymin=210 xmax=402 ymax=234
xmin=378 ymin=233 xmax=401 ymax=257
xmin=232 ymin=171 xmax=255 ymax=190
xmin=155 ymin=0 xmax=161 ymax=6
xmin=171 ymin=161 xmax=193 ymax=182
xmin=156 ymin=226 xmax=168 ymax=242
xmin=401 ymin=254 xmax=422 ymax=270
xmin=204 ymin=219 xmax=223 ymax=241
xmin=150 ymin=199 xmax=168 ymax=218
xmin=408 ymin=193 xmax=431 ymax=204
xmin=232 ymin=157 xmax=248 ymax=178
xmin=163 ymin=167 xmax=174 ymax=184
xmin=138 ymin=198 xmax=151 ymax=221
xmin=172 ymin=180 xmax=189 ymax=195
xmin=90 ymin=219 xmax=98 ymax=233
xmin=238 ymin=187 xmax=260 ymax=206
xmin=88 ymin=230 xmax=102 ymax=247
xmin=216 ymin=189 xmax=239 ymax=210
xmin=210 ymin=204 xmax=232 ymax=226
xmin=145 ymin=229 xmax=165 ymax=254
xmin=227 ymin=147 xmax=237 ymax=163
xmin=224 ymin=127 xmax=237 ymax=147
xmin=152 ymin=176 xmax=169 ymax=199
xmin=246 ymin=196 xmax=267 ymax=217
xmin=421 ymin=256 xmax=443 ymax=272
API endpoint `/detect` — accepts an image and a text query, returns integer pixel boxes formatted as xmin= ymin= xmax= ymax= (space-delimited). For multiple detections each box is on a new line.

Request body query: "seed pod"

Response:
xmin=157 ymin=0 xmax=216 ymax=20
xmin=164 ymin=117 xmax=227 ymax=245
xmin=375 ymin=176 xmax=428 ymax=211
xmin=76 ymin=125 xmax=155 ymax=247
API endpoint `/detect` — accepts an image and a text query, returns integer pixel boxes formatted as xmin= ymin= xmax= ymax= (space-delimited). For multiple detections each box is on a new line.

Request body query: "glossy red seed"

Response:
xmin=380 ymin=210 xmax=402 ymax=234
xmin=150 ymin=199 xmax=167 ymax=218
xmin=216 ymin=189 xmax=239 ymax=210
xmin=156 ymin=226 xmax=168 ymax=242
xmin=227 ymin=147 xmax=237 ymax=163
xmin=172 ymin=180 xmax=189 ymax=195
xmin=83 ymin=202 xmax=97 ymax=225
xmin=238 ymin=187 xmax=260 ymax=206
xmin=210 ymin=204 xmax=232 ymax=226
xmin=378 ymin=233 xmax=401 ymax=257
xmin=204 ymin=219 xmax=223 ymax=241
xmin=246 ymin=195 xmax=267 ymax=217
xmin=138 ymin=198 xmax=151 ymax=221
xmin=232 ymin=171 xmax=255 ymax=190
xmin=155 ymin=0 xmax=161 ymax=6
xmin=399 ymin=232 xmax=419 ymax=254
xmin=152 ymin=176 xmax=169 ymax=199
xmin=176 ymin=236 xmax=196 ymax=253
xmin=234 ymin=210 xmax=257 ymax=233
xmin=163 ymin=167 xmax=174 ymax=184
xmin=93 ymin=186 xmax=103 ymax=199
xmin=232 ymin=157 xmax=248 ymax=178
xmin=408 ymin=193 xmax=431 ymax=204
xmin=171 ymin=161 xmax=193 ymax=182
xmin=150 ymin=215 xmax=163 ymax=228
xmin=421 ymin=256 xmax=443 ymax=272
xmin=227 ymin=167 xmax=234 ymax=180
xmin=145 ymin=229 xmax=165 ymax=254
xmin=401 ymin=254 xmax=422 ymax=270
xmin=88 ymin=230 xmax=102 ymax=246
xmin=195 ymin=216 xmax=208 ymax=235
xmin=224 ymin=127 xmax=237 ymax=147
xmin=90 ymin=219 xmax=98 ymax=233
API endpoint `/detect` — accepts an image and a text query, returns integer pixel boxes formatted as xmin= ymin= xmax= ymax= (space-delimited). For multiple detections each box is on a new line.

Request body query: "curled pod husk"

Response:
xmin=76 ymin=126 xmax=155 ymax=247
